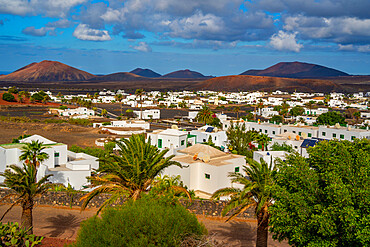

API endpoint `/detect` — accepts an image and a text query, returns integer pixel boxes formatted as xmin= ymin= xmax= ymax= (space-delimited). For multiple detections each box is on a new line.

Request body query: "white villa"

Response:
xmin=50 ymin=107 xmax=95 ymax=118
xmin=0 ymin=135 xmax=98 ymax=190
xmin=163 ymin=144 xmax=246 ymax=199
xmin=147 ymin=128 xmax=188 ymax=154
xmin=133 ymin=109 xmax=160 ymax=120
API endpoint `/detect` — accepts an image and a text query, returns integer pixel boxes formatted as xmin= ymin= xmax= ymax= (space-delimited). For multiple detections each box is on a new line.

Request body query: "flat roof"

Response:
xmin=0 ymin=143 xmax=65 ymax=149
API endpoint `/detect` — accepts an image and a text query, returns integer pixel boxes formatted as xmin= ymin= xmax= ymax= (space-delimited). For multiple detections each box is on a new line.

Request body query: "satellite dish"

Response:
xmin=301 ymin=132 xmax=308 ymax=139
xmin=347 ymin=126 xmax=351 ymax=131
xmin=171 ymin=125 xmax=178 ymax=130
xmin=335 ymin=123 xmax=340 ymax=129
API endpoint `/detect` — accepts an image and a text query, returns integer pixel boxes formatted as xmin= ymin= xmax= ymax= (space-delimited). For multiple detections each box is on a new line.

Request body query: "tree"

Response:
xmin=233 ymin=106 xmax=240 ymax=120
xmin=19 ymin=140 xmax=49 ymax=168
xmin=2 ymin=93 xmax=15 ymax=102
xmin=255 ymin=133 xmax=270 ymax=151
xmin=115 ymin=93 xmax=124 ymax=116
xmin=353 ymin=111 xmax=361 ymax=124
xmin=316 ymin=111 xmax=346 ymax=125
xmin=18 ymin=91 xmax=26 ymax=103
xmin=80 ymin=134 xmax=182 ymax=213
xmin=135 ymin=89 xmax=144 ymax=120
xmin=279 ymin=101 xmax=290 ymax=123
xmin=226 ymin=122 xmax=257 ymax=156
xmin=270 ymin=139 xmax=370 ymax=246
xmin=212 ymin=158 xmax=276 ymax=247
xmin=270 ymin=115 xmax=283 ymax=124
xmin=305 ymin=100 xmax=315 ymax=115
xmin=195 ymin=105 xmax=214 ymax=125
xmin=289 ymin=106 xmax=304 ymax=117
xmin=8 ymin=86 xmax=18 ymax=94
xmin=101 ymin=109 xmax=108 ymax=117
xmin=0 ymin=141 xmax=52 ymax=234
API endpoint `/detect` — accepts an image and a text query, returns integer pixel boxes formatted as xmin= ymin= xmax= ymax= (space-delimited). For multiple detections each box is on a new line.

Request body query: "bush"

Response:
xmin=59 ymin=105 xmax=68 ymax=110
xmin=0 ymin=221 xmax=43 ymax=247
xmin=8 ymin=86 xmax=18 ymax=94
xmin=2 ymin=92 xmax=15 ymax=102
xmin=71 ymin=196 xmax=206 ymax=247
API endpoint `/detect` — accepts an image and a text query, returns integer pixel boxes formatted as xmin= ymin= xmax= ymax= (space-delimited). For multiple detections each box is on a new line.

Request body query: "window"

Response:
xmin=351 ymin=136 xmax=355 ymax=140
xmin=322 ymin=132 xmax=326 ymax=136
xmin=158 ymin=139 xmax=162 ymax=148
xmin=54 ymin=152 xmax=60 ymax=157
xmin=298 ymin=132 xmax=301 ymax=136
xmin=214 ymin=136 xmax=217 ymax=140
xmin=235 ymin=167 xmax=240 ymax=173
xmin=203 ymin=139 xmax=206 ymax=142
xmin=284 ymin=130 xmax=287 ymax=133
xmin=265 ymin=130 xmax=267 ymax=133
xmin=205 ymin=173 xmax=211 ymax=179
xmin=181 ymin=140 xmax=185 ymax=146
xmin=293 ymin=131 xmax=296 ymax=134
xmin=272 ymin=131 xmax=275 ymax=135
xmin=333 ymin=133 xmax=336 ymax=138
xmin=260 ymin=129 xmax=262 ymax=132
xmin=308 ymin=133 xmax=312 ymax=137
xmin=340 ymin=134 xmax=344 ymax=139
xmin=252 ymin=128 xmax=255 ymax=131
xmin=294 ymin=146 xmax=298 ymax=149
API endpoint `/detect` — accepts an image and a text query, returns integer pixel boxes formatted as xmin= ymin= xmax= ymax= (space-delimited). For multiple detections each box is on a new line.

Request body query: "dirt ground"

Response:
xmin=0 ymin=120 xmax=109 ymax=147
xmin=0 ymin=205 xmax=289 ymax=247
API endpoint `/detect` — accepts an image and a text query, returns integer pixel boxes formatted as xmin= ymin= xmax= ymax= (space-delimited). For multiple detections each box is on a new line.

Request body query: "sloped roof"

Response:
xmin=20 ymin=134 xmax=56 ymax=145
xmin=178 ymin=144 xmax=226 ymax=158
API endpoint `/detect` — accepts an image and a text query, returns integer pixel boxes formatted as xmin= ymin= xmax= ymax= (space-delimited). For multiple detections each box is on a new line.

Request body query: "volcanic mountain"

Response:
xmin=89 ymin=72 xmax=145 ymax=81
xmin=161 ymin=69 xmax=207 ymax=79
xmin=240 ymin=62 xmax=349 ymax=78
xmin=196 ymin=75 xmax=342 ymax=93
xmin=0 ymin=60 xmax=95 ymax=82
xmin=130 ymin=68 xmax=161 ymax=78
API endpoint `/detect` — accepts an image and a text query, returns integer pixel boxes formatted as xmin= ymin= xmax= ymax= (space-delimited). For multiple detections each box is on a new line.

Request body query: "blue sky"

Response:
xmin=0 ymin=0 xmax=369 ymax=76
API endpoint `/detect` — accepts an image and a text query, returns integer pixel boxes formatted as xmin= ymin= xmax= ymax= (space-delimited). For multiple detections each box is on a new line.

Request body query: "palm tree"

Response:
xmin=233 ymin=106 xmax=240 ymax=120
xmin=18 ymin=91 xmax=26 ymax=103
xmin=101 ymin=109 xmax=108 ymax=117
xmin=19 ymin=140 xmax=49 ymax=168
xmin=195 ymin=105 xmax=214 ymax=125
xmin=256 ymin=133 xmax=270 ymax=151
xmin=115 ymin=93 xmax=124 ymax=116
xmin=80 ymin=134 xmax=182 ymax=213
xmin=135 ymin=89 xmax=144 ymax=120
xmin=212 ymin=158 xmax=276 ymax=247
xmin=0 ymin=164 xmax=52 ymax=234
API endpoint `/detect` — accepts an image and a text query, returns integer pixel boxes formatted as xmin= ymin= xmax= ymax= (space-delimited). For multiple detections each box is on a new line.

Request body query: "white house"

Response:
xmin=147 ymin=128 xmax=188 ymax=154
xmin=253 ymin=151 xmax=288 ymax=166
xmin=189 ymin=125 xmax=228 ymax=149
xmin=318 ymin=125 xmax=370 ymax=141
xmin=0 ymin=135 xmax=98 ymax=190
xmin=52 ymin=107 xmax=95 ymax=118
xmin=133 ymin=109 xmax=160 ymax=119
xmin=163 ymin=144 xmax=246 ymax=199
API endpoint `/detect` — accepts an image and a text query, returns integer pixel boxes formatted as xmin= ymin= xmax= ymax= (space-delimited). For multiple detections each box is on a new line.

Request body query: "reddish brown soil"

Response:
xmin=0 ymin=120 xmax=108 ymax=148
xmin=1 ymin=205 xmax=289 ymax=247
xmin=196 ymin=75 xmax=341 ymax=92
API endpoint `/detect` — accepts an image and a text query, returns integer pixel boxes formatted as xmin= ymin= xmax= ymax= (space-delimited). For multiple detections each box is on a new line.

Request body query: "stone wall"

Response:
xmin=0 ymin=189 xmax=255 ymax=219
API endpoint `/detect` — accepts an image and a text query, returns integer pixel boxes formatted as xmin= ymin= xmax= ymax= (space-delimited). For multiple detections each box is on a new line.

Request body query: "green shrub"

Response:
xmin=2 ymin=92 xmax=15 ymax=102
xmin=12 ymin=134 xmax=31 ymax=143
xmin=59 ymin=105 xmax=68 ymax=110
xmin=68 ymin=118 xmax=92 ymax=126
xmin=0 ymin=221 xmax=43 ymax=247
xmin=8 ymin=86 xmax=18 ymax=94
xmin=71 ymin=196 xmax=206 ymax=247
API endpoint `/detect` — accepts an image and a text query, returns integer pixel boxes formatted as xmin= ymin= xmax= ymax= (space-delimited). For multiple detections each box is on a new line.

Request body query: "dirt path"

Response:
xmin=0 ymin=205 xmax=289 ymax=247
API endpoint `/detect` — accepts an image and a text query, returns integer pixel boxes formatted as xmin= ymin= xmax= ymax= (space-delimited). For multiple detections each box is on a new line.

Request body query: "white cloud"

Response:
xmin=338 ymin=44 xmax=354 ymax=51
xmin=269 ymin=31 xmax=303 ymax=52
xmin=22 ymin=26 xmax=55 ymax=36
xmin=73 ymin=24 xmax=111 ymax=41
xmin=357 ymin=45 xmax=370 ymax=52
xmin=132 ymin=42 xmax=152 ymax=52
xmin=0 ymin=0 xmax=86 ymax=17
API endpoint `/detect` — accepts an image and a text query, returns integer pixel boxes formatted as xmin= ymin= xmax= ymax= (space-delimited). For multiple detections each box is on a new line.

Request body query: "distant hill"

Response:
xmin=240 ymin=62 xmax=350 ymax=78
xmin=0 ymin=60 xmax=95 ymax=82
xmin=161 ymin=69 xmax=207 ymax=79
xmin=130 ymin=68 xmax=161 ymax=78
xmin=89 ymin=72 xmax=145 ymax=81
xmin=196 ymin=75 xmax=342 ymax=93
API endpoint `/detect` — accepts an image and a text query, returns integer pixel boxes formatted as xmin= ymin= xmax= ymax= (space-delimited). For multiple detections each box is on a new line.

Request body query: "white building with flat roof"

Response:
xmin=147 ymin=128 xmax=188 ymax=154
xmin=318 ymin=126 xmax=370 ymax=141
xmin=133 ymin=109 xmax=160 ymax=119
xmin=0 ymin=135 xmax=98 ymax=190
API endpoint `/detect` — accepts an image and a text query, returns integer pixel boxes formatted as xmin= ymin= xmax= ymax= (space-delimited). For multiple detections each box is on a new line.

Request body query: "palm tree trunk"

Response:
xmin=256 ymin=212 xmax=269 ymax=247
xmin=21 ymin=199 xmax=33 ymax=234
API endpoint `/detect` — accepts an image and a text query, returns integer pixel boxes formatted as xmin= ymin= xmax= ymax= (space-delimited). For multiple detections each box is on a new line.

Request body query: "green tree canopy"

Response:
xmin=270 ymin=139 xmax=370 ymax=246
xmin=289 ymin=106 xmax=304 ymax=117
xmin=315 ymin=111 xmax=346 ymax=125
xmin=270 ymin=115 xmax=283 ymax=124
xmin=226 ymin=122 xmax=258 ymax=157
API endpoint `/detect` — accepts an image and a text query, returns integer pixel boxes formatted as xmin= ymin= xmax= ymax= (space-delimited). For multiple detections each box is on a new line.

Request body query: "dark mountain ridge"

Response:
xmin=241 ymin=61 xmax=350 ymax=78
xmin=130 ymin=68 xmax=161 ymax=78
